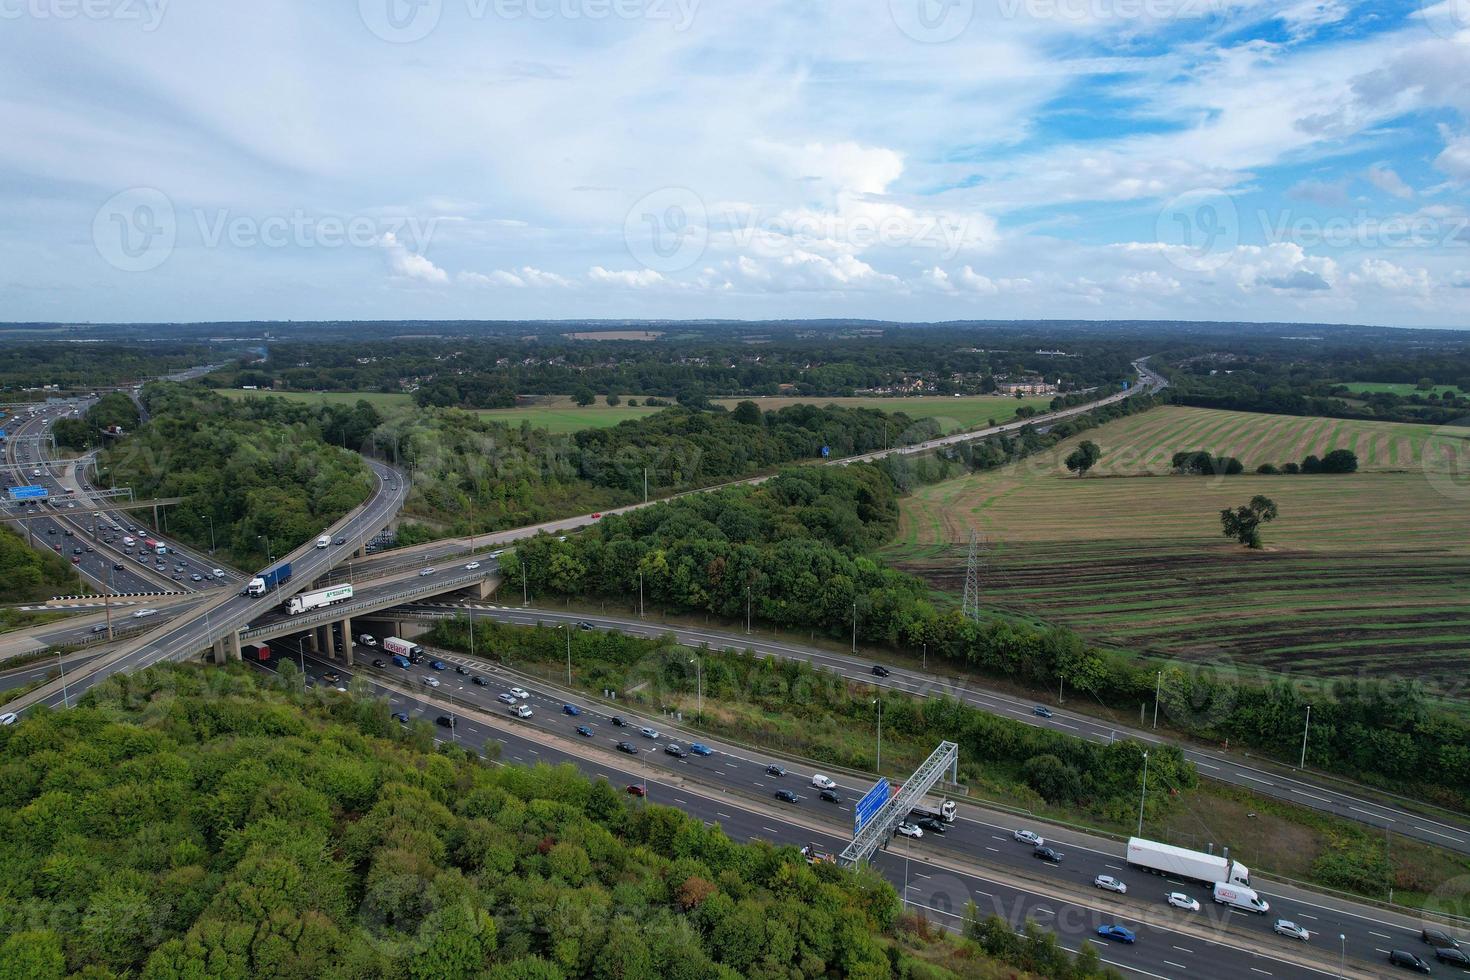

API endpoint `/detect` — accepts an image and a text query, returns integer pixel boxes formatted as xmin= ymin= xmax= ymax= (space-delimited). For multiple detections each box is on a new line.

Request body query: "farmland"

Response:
xmin=712 ymin=393 xmax=1054 ymax=434
xmin=212 ymin=389 xmax=662 ymax=432
xmin=1343 ymin=381 xmax=1463 ymax=398
xmin=884 ymin=406 xmax=1470 ymax=697
xmin=211 ymin=388 xmax=413 ymax=410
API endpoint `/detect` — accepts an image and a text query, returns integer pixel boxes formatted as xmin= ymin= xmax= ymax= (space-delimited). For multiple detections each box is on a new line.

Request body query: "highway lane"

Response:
xmin=425 ymin=600 xmax=1470 ymax=860
xmin=8 ymin=456 xmax=410 ymax=712
xmin=258 ymin=643 xmax=1358 ymax=980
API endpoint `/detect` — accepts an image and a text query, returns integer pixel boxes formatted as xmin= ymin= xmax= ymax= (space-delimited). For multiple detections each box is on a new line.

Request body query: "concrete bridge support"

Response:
xmin=229 ymin=630 xmax=242 ymax=661
xmin=340 ymin=616 xmax=354 ymax=666
xmin=212 ymin=637 xmax=229 ymax=665
xmin=322 ymin=623 xmax=337 ymax=661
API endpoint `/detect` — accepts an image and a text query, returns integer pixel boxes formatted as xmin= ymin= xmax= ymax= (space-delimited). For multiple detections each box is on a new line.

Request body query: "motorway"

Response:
xmin=255 ymin=638 xmax=1449 ymax=980
xmin=412 ymin=601 xmax=1470 ymax=861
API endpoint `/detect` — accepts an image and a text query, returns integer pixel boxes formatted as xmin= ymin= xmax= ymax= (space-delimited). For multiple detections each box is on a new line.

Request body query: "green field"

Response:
xmin=212 ymin=388 xmax=412 ymax=410
xmin=1343 ymin=382 xmax=1463 ymax=397
xmin=712 ymin=393 xmax=1054 ymax=434
xmin=471 ymin=396 xmax=665 ymax=433
xmin=884 ymin=406 xmax=1470 ymax=695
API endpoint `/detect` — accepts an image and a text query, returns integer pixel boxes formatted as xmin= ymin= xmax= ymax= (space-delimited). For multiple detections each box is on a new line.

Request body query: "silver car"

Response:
xmin=1093 ymin=875 xmax=1127 ymax=894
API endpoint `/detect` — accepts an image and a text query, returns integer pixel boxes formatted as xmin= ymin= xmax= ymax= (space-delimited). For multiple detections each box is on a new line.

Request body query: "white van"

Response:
xmin=811 ymin=774 xmax=837 ymax=790
xmin=316 ymin=534 xmax=331 ymax=549
xmin=1213 ymin=882 xmax=1269 ymax=914
xmin=122 ymin=536 xmax=135 ymax=546
xmin=357 ymin=633 xmax=377 ymax=647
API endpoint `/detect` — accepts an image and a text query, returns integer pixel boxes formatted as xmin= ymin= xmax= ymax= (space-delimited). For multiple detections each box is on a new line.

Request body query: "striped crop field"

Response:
xmin=883 ymin=406 xmax=1470 ymax=698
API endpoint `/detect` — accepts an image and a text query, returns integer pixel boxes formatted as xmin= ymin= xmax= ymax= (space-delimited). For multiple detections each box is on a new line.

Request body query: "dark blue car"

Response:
xmin=690 ymin=743 xmax=713 ymax=756
xmin=575 ymin=725 xmax=594 ymax=738
xmin=1096 ymin=925 xmax=1135 ymax=944
xmin=430 ymin=661 xmax=447 ymax=671
xmin=563 ymin=704 xmax=581 ymax=716
xmin=391 ymin=712 xmax=410 ymax=723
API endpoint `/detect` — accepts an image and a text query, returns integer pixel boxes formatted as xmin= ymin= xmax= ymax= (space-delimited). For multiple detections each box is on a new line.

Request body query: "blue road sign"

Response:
xmin=855 ymin=778 xmax=891 ymax=834
xmin=0 ymin=428 xmax=7 ymax=439
xmin=8 ymin=485 xmax=48 ymax=501
xmin=821 ymin=445 xmax=831 ymax=458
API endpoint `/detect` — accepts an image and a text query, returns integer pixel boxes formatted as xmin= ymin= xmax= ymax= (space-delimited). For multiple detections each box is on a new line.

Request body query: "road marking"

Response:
xmin=1172 ymin=946 xmax=1193 ymax=953
xmin=985 ymin=846 xmax=999 ymax=853
xmin=761 ymin=826 xmax=780 ymax=835
xmin=1106 ymin=864 xmax=1123 ymax=871
xmin=1240 ymin=773 xmax=1275 ymax=785
xmin=1164 ymin=961 xmax=1188 ymax=971
xmin=1370 ymin=931 xmax=1392 ymax=939
xmin=1414 ymin=825 xmax=1466 ymax=843
xmin=1297 ymin=914 xmax=1317 ymax=921
xmin=1034 ymin=907 xmax=1053 ymax=915
xmin=1291 ymin=788 xmax=1332 ymax=804
xmin=1349 ymin=806 xmax=1394 ymax=822
xmin=1250 ymin=969 xmax=1272 ymax=976
xmin=716 ymin=812 xmax=731 ymax=820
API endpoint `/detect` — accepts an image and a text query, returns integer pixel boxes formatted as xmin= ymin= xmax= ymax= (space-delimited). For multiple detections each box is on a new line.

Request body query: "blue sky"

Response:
xmin=1 ymin=0 xmax=1468 ymax=326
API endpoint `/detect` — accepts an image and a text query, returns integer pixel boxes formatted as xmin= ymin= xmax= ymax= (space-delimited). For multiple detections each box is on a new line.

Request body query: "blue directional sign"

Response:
xmin=0 ymin=428 xmax=7 ymax=439
xmin=854 ymin=778 xmax=891 ymax=834
xmin=8 ymin=485 xmax=48 ymax=501
xmin=821 ymin=445 xmax=831 ymax=458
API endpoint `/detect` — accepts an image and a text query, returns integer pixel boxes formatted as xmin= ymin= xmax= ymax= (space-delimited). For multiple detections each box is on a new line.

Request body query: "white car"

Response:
xmin=1166 ymin=892 xmax=1200 ymax=912
xmin=464 ymin=561 xmax=481 ymax=570
xmin=497 ymin=692 xmax=517 ymax=705
xmin=1273 ymin=919 xmax=1309 ymax=941
xmin=131 ymin=608 xmax=158 ymax=619
xmin=422 ymin=677 xmax=440 ymax=688
xmin=418 ymin=568 xmax=436 ymax=577
xmin=509 ymin=687 xmax=530 ymax=700
xmin=1014 ymin=829 xmax=1044 ymax=846
xmin=811 ymin=774 xmax=837 ymax=790
xmin=0 ymin=712 xmax=17 ymax=726
xmin=1093 ymin=875 xmax=1127 ymax=894
xmin=896 ymin=822 xmax=923 ymax=838
xmin=513 ymin=704 xmax=533 ymax=718
xmin=212 ymin=568 xmax=225 ymax=578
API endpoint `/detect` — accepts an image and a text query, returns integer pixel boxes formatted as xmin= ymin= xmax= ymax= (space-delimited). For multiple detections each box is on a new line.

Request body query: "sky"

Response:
xmin=2 ymin=0 xmax=1469 ymax=327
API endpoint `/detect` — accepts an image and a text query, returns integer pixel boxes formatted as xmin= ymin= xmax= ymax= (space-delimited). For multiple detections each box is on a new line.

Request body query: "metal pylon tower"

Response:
xmin=961 ymin=529 xmax=982 ymax=621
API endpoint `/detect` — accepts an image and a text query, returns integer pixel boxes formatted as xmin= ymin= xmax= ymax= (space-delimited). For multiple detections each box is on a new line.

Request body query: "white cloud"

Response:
xmin=380 ymin=232 xmax=447 ymax=284
xmin=460 ymin=266 xmax=573 ymax=288
xmin=1365 ymin=164 xmax=1414 ymax=199
xmin=588 ymin=266 xmax=664 ymax=288
xmin=1435 ymin=129 xmax=1470 ymax=182
xmin=1347 ymin=258 xmax=1432 ymax=293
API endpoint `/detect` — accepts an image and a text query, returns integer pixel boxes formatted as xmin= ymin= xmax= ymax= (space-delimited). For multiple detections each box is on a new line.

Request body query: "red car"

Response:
xmin=71 ymin=556 xmax=80 ymax=564
xmin=626 ymin=784 xmax=646 ymax=797
xmin=591 ymin=513 xmax=602 ymax=519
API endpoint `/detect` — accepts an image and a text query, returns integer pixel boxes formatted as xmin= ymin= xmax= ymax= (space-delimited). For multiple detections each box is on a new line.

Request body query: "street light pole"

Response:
xmin=851 ymin=601 xmax=857 ymax=654
xmin=1338 ymin=934 xmax=1345 ymax=979
xmin=690 ymin=656 xmax=702 ymax=715
xmin=1137 ymin=750 xmax=1150 ymax=836
xmin=874 ymin=696 xmax=883 ymax=773
xmin=521 ymin=564 xmax=528 ymax=607
xmin=746 ymin=587 xmax=751 ymax=635
xmin=207 ymin=515 xmax=215 ymax=556
xmin=565 ymin=625 xmax=572 ymax=685
xmin=638 ymin=571 xmax=644 ymax=618
xmin=1299 ymin=704 xmax=1311 ymax=769
xmin=1152 ymin=670 xmax=1161 ymax=729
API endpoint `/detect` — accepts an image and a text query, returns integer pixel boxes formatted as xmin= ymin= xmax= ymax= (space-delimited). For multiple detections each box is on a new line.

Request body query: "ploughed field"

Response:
xmin=884 ymin=406 xmax=1470 ymax=698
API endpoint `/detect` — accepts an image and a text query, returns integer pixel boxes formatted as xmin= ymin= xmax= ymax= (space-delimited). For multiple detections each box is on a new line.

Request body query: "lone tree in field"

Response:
xmin=1220 ymin=495 xmax=1279 ymax=549
xmin=1064 ymin=440 xmax=1102 ymax=477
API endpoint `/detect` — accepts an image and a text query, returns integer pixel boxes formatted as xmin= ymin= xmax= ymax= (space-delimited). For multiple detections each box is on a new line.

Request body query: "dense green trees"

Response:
xmin=0 ymin=664 xmax=1019 ymax=979
xmin=0 ymin=525 xmax=83 ymax=602
xmin=99 ymin=385 xmax=375 ymax=566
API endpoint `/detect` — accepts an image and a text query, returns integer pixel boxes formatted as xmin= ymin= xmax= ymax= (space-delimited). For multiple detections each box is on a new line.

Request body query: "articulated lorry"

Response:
xmin=382 ymin=636 xmax=426 ymax=663
xmin=1126 ymin=837 xmax=1250 ymax=887
xmin=242 ymin=562 xmax=293 ymax=597
xmin=286 ymin=583 xmax=354 ymax=616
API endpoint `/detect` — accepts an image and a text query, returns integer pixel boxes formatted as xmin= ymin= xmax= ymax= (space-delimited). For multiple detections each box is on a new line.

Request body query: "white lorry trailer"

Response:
xmin=285 ymin=583 xmax=354 ymax=616
xmin=1126 ymin=838 xmax=1250 ymax=887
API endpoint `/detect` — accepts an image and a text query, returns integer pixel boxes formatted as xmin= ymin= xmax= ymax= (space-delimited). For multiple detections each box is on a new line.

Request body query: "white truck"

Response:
xmin=1212 ymin=882 xmax=1269 ymax=914
xmin=285 ymin=583 xmax=354 ymax=616
xmin=316 ymin=534 xmax=331 ymax=549
xmin=1126 ymin=837 xmax=1250 ymax=888
xmin=909 ymin=797 xmax=958 ymax=824
xmin=357 ymin=633 xmax=377 ymax=647
xmin=382 ymin=636 xmax=425 ymax=663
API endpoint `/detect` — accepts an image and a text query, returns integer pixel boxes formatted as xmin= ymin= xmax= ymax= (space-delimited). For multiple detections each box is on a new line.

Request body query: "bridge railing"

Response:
xmin=238 ymin=570 xmax=490 ymax=639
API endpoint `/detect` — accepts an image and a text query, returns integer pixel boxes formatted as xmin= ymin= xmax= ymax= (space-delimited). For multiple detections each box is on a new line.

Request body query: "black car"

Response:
xmin=112 ymin=562 xmax=123 ymax=570
xmin=1389 ymin=950 xmax=1432 ymax=974
xmin=1423 ymin=928 xmax=1460 ymax=950
xmin=1033 ymin=845 xmax=1063 ymax=863
xmin=435 ymin=716 xmax=453 ymax=729
xmin=616 ymin=741 xmax=639 ymax=754
xmin=46 ymin=527 xmax=55 ymax=535
xmin=1435 ymin=947 xmax=1470 ymax=966
xmin=575 ymin=725 xmax=594 ymax=738
xmin=372 ymin=659 xmax=386 ymax=668
xmin=471 ymin=676 xmax=489 ymax=686
xmin=774 ymin=789 xmax=799 ymax=804
xmin=577 ymin=621 xmax=595 ymax=631
xmin=871 ymin=664 xmax=890 ymax=677
xmin=818 ymin=788 xmax=841 ymax=803
xmin=90 ymin=624 xmax=108 ymax=634
xmin=916 ymin=817 xmax=947 ymax=834
xmin=765 ymin=764 xmax=786 ymax=777
xmin=611 ymin=715 xmax=627 ymax=727
xmin=391 ymin=711 xmax=409 ymax=723
xmin=455 ymin=665 xmax=469 ymax=675
xmin=664 ymin=744 xmax=688 ymax=758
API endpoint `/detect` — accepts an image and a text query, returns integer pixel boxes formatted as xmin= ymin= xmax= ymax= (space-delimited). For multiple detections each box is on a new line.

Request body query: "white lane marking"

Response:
xmin=1164 ymin=961 xmax=1188 ymax=971
xmin=1172 ymin=946 xmax=1193 ymax=953
xmin=1240 ymin=774 xmax=1275 ymax=785
xmin=1250 ymin=969 xmax=1272 ymax=976
xmin=1370 ymin=931 xmax=1392 ymax=939
xmin=1349 ymin=806 xmax=1395 ymax=823
xmin=1414 ymin=825 xmax=1466 ymax=843
xmin=1291 ymin=788 xmax=1332 ymax=804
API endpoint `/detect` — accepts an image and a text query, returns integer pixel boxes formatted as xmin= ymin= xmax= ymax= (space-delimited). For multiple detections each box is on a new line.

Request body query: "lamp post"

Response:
xmin=746 ymin=587 xmax=752 ymax=635
xmin=873 ymin=696 xmax=883 ymax=773
xmin=1152 ymin=670 xmax=1161 ymax=729
xmin=1299 ymin=704 xmax=1311 ymax=769
xmin=1337 ymin=934 xmax=1345 ymax=979
xmin=638 ymin=570 xmax=644 ymax=618
xmin=258 ymin=534 xmax=273 ymax=564
xmin=1137 ymin=750 xmax=1150 ymax=836
xmin=690 ymin=656 xmax=702 ymax=715
xmin=206 ymin=515 xmax=216 ymax=556
xmin=851 ymin=601 xmax=857 ymax=654
xmin=564 ymin=624 xmax=572 ymax=685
